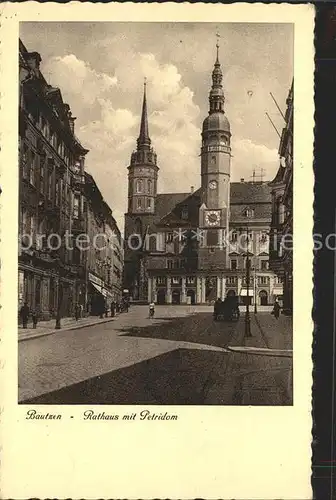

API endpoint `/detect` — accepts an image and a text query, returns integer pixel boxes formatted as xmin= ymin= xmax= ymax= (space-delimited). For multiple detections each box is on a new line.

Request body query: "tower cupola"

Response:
xmin=202 ymin=40 xmax=230 ymax=134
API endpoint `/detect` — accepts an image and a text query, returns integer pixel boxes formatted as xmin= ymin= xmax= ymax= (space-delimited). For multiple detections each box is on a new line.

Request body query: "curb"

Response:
xmin=18 ymin=317 xmax=116 ymax=343
xmin=226 ymin=345 xmax=293 ymax=358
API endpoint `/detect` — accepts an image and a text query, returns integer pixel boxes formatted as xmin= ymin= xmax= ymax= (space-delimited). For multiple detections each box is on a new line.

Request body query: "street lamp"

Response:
xmin=253 ymin=262 xmax=257 ymax=314
xmin=239 ymin=226 xmax=252 ymax=338
xmin=245 ymin=239 xmax=252 ymax=337
xmin=55 ymin=259 xmax=62 ymax=329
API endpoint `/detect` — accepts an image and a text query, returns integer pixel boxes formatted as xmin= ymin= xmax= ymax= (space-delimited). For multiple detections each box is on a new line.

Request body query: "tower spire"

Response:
xmin=215 ymin=33 xmax=220 ymax=64
xmin=137 ymin=78 xmax=151 ymax=150
xmin=209 ymin=38 xmax=225 ymax=114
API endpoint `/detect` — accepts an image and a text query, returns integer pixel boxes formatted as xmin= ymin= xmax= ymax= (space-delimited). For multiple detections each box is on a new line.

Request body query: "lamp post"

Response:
xmin=239 ymin=226 xmax=252 ymax=338
xmin=245 ymin=237 xmax=252 ymax=337
xmin=55 ymin=261 xmax=62 ymax=329
xmin=253 ymin=262 xmax=257 ymax=314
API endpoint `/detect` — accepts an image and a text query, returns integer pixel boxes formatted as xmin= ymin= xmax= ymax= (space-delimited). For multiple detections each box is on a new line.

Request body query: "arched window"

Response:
xmin=134 ymin=217 xmax=142 ymax=235
xmin=136 ymin=179 xmax=143 ymax=193
xmin=211 ymin=156 xmax=216 ymax=165
xmin=147 ymin=179 xmax=152 ymax=194
xmin=136 ymin=198 xmax=142 ymax=210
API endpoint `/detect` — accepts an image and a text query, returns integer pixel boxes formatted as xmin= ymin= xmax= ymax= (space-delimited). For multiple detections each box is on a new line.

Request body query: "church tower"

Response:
xmin=200 ymin=41 xmax=231 ymax=232
xmin=127 ymin=80 xmax=158 ymax=214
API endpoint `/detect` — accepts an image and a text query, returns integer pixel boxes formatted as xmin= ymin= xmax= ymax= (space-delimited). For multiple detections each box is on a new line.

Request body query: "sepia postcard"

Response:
xmin=0 ymin=2 xmax=314 ymax=499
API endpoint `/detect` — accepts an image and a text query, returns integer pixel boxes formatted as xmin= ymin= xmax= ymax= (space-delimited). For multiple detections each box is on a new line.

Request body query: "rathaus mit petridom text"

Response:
xmin=123 ymin=44 xmax=284 ymax=306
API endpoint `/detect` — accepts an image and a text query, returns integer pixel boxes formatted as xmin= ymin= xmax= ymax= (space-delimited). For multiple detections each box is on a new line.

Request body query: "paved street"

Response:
xmin=19 ymin=306 xmax=292 ymax=405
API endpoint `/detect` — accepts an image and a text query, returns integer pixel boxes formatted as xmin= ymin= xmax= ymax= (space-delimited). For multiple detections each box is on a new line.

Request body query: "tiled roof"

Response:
xmin=149 ymin=183 xmax=271 ymax=228
xmin=230 ymin=203 xmax=272 ymax=223
xmin=155 ymin=192 xmax=192 ymax=219
xmin=230 ymin=182 xmax=272 ymax=204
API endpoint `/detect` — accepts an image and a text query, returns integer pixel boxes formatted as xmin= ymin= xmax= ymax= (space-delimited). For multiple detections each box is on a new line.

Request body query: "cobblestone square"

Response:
xmin=19 ymin=306 xmax=292 ymax=405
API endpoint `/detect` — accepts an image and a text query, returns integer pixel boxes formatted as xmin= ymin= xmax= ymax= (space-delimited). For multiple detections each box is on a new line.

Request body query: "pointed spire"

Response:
xmin=209 ymin=38 xmax=225 ymax=114
xmin=137 ymin=78 xmax=151 ymax=150
xmin=215 ymin=33 xmax=220 ymax=65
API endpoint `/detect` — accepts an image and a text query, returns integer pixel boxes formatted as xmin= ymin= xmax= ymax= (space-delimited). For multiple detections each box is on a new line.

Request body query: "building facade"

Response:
xmin=19 ymin=39 xmax=89 ymax=319
xmin=269 ymin=81 xmax=293 ymax=315
xmin=85 ymin=173 xmax=123 ymax=314
xmin=124 ymin=45 xmax=283 ymax=306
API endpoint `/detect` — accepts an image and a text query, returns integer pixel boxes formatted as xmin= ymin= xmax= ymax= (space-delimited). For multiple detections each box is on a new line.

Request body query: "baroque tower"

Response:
xmin=199 ymin=41 xmax=231 ymax=278
xmin=127 ymin=80 xmax=158 ymax=214
xmin=200 ymin=41 xmax=231 ymax=220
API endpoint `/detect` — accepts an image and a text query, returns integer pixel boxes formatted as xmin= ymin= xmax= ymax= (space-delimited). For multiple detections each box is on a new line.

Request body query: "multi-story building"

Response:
xmin=269 ymin=81 xmax=293 ymax=315
xmin=85 ymin=173 xmax=123 ymax=314
xmin=124 ymin=44 xmax=282 ymax=306
xmin=18 ymin=39 xmax=89 ymax=319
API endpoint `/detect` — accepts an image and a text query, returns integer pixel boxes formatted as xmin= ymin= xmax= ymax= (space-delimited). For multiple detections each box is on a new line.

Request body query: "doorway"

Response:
xmin=172 ymin=289 xmax=181 ymax=305
xmin=157 ymin=288 xmax=166 ymax=305
xmin=259 ymin=290 xmax=268 ymax=306
xmin=187 ymin=289 xmax=196 ymax=304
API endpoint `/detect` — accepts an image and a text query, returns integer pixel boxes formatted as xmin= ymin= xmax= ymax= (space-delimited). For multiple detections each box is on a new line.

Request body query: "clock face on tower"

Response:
xmin=209 ymin=180 xmax=217 ymax=190
xmin=205 ymin=210 xmax=221 ymax=226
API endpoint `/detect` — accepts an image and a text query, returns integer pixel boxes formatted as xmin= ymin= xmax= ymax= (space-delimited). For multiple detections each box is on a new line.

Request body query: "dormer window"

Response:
xmin=244 ymin=207 xmax=254 ymax=218
xmin=181 ymin=207 xmax=188 ymax=220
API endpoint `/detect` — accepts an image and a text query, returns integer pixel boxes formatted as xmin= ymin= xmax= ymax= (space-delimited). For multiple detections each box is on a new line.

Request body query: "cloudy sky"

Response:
xmin=20 ymin=22 xmax=293 ymax=231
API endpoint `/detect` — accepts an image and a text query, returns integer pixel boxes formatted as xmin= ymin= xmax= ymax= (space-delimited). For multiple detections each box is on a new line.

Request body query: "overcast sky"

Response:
xmin=20 ymin=22 xmax=293 ymax=231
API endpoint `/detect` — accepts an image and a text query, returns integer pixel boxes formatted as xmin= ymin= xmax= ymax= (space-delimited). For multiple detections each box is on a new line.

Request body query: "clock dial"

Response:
xmin=205 ymin=210 xmax=220 ymax=226
xmin=209 ymin=180 xmax=217 ymax=190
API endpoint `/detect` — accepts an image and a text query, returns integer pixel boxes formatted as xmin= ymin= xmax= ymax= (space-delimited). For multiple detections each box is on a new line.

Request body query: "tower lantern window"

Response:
xmin=136 ymin=179 xmax=143 ymax=193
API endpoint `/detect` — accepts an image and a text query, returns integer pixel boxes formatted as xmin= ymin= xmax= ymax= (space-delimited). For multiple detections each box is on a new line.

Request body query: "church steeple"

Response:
xmin=137 ymin=79 xmax=151 ymax=151
xmin=127 ymin=80 xmax=158 ymax=215
xmin=209 ymin=39 xmax=225 ymax=114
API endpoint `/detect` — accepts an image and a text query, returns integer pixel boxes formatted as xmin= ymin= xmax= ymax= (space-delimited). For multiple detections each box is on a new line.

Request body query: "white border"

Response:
xmin=0 ymin=3 xmax=314 ymax=499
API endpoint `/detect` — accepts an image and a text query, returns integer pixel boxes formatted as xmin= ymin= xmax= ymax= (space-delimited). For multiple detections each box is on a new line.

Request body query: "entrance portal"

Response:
xmin=172 ymin=289 xmax=181 ymax=305
xmin=157 ymin=288 xmax=166 ymax=305
xmin=187 ymin=289 xmax=196 ymax=304
xmin=259 ymin=290 xmax=268 ymax=306
xmin=205 ymin=277 xmax=217 ymax=302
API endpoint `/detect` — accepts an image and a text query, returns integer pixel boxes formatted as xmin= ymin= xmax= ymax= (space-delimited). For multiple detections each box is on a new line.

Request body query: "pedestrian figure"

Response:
xmin=272 ymin=299 xmax=281 ymax=319
xmin=79 ymin=304 xmax=83 ymax=318
xmin=20 ymin=302 xmax=30 ymax=328
xmin=31 ymin=308 xmax=38 ymax=329
xmin=213 ymin=297 xmax=222 ymax=321
xmin=105 ymin=302 xmax=109 ymax=318
xmin=111 ymin=301 xmax=115 ymax=317
xmin=74 ymin=303 xmax=80 ymax=321
xmin=149 ymin=301 xmax=155 ymax=319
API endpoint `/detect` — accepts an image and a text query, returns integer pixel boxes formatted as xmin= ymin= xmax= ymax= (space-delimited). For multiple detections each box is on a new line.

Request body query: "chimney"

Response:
xmin=240 ymin=178 xmax=245 ymax=183
xmin=190 ymin=186 xmax=194 ymax=194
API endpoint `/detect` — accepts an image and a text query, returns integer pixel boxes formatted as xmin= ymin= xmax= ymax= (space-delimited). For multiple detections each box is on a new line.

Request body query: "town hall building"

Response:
xmin=123 ymin=45 xmax=283 ymax=306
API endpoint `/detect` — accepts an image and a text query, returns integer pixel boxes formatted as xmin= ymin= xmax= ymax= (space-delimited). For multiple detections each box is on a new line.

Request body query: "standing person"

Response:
xmin=20 ymin=302 xmax=30 ymax=329
xmin=149 ymin=301 xmax=155 ymax=319
xmin=31 ymin=307 xmax=39 ymax=329
xmin=74 ymin=303 xmax=80 ymax=321
xmin=213 ymin=297 xmax=222 ymax=321
xmin=111 ymin=301 xmax=115 ymax=317
xmin=272 ymin=298 xmax=281 ymax=319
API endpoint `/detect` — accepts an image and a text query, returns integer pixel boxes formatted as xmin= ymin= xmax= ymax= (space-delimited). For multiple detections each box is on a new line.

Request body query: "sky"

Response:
xmin=20 ymin=22 xmax=293 ymax=231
